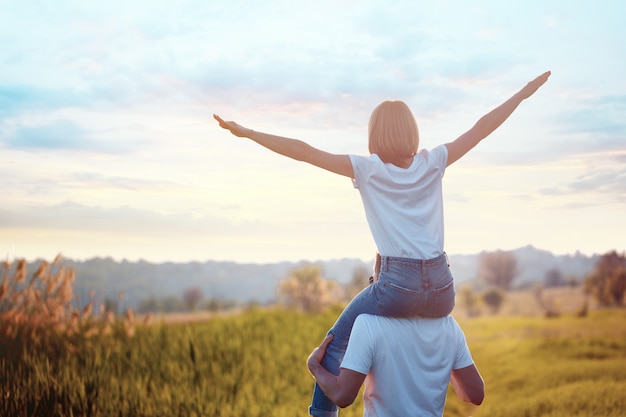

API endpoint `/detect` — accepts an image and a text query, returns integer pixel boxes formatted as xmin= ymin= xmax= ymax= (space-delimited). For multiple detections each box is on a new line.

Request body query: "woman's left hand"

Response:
xmin=213 ymin=114 xmax=252 ymax=138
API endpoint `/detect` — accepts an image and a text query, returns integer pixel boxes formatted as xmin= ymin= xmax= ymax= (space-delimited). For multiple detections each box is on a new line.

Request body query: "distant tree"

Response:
xmin=204 ymin=298 xmax=238 ymax=312
xmin=458 ymin=284 xmax=480 ymax=317
xmin=183 ymin=287 xmax=203 ymax=311
xmin=482 ymin=288 xmax=505 ymax=314
xmin=584 ymin=251 xmax=626 ymax=306
xmin=103 ymin=297 xmax=119 ymax=314
xmin=138 ymin=297 xmax=159 ymax=314
xmin=544 ymin=268 xmax=565 ymax=288
xmin=277 ymin=263 xmax=338 ymax=313
xmin=532 ymin=283 xmax=560 ymax=317
xmin=159 ymin=297 xmax=185 ymax=313
xmin=139 ymin=296 xmax=185 ymax=313
xmin=566 ymin=275 xmax=581 ymax=288
xmin=478 ymin=250 xmax=518 ymax=291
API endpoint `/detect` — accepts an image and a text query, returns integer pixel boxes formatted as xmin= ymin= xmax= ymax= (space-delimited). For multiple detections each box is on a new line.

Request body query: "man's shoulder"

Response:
xmin=357 ymin=314 xmax=459 ymax=329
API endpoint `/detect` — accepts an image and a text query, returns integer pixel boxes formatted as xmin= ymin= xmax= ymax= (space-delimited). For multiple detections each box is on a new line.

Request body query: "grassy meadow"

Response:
xmin=2 ymin=302 xmax=625 ymax=417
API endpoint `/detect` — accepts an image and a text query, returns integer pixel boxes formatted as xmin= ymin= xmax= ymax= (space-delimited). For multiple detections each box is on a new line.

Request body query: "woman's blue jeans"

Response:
xmin=308 ymin=253 xmax=455 ymax=417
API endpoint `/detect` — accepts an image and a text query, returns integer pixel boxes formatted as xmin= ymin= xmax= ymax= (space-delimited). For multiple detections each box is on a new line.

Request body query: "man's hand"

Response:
xmin=306 ymin=333 xmax=364 ymax=408
xmin=213 ymin=114 xmax=253 ymax=138
xmin=307 ymin=334 xmax=333 ymax=377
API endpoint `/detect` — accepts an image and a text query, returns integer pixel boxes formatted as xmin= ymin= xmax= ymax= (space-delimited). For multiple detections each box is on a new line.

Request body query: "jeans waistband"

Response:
xmin=381 ymin=252 xmax=449 ymax=269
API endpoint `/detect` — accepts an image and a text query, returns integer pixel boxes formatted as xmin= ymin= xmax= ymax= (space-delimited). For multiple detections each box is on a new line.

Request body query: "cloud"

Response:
xmin=538 ymin=151 xmax=626 ymax=202
xmin=3 ymin=120 xmax=86 ymax=150
xmin=68 ymin=172 xmax=175 ymax=192
xmin=0 ymin=1 xmax=544 ymax=148
xmin=0 ymin=119 xmax=147 ymax=154
xmin=0 ymin=201 xmax=259 ymax=237
xmin=556 ymin=94 xmax=626 ymax=139
xmin=0 ymin=85 xmax=88 ymax=117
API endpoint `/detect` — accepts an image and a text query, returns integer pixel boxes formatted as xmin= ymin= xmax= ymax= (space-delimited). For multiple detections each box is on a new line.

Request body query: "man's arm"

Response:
xmin=445 ymin=71 xmax=551 ymax=166
xmin=307 ymin=335 xmax=366 ymax=408
xmin=450 ymin=364 xmax=485 ymax=405
xmin=213 ymin=114 xmax=354 ymax=177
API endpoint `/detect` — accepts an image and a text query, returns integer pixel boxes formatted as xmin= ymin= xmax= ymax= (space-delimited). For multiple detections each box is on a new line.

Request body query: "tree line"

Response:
xmin=275 ymin=250 xmax=626 ymax=316
xmin=75 ymin=249 xmax=622 ymax=317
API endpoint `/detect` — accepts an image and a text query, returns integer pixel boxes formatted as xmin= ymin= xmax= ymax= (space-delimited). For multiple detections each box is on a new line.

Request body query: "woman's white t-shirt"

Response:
xmin=349 ymin=145 xmax=448 ymax=260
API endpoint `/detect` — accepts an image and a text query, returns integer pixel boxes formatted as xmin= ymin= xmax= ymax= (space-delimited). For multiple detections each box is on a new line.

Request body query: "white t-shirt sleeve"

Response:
xmin=431 ymin=144 xmax=449 ymax=174
xmin=453 ymin=322 xmax=474 ymax=370
xmin=348 ymin=154 xmax=376 ymax=190
xmin=339 ymin=315 xmax=372 ymax=375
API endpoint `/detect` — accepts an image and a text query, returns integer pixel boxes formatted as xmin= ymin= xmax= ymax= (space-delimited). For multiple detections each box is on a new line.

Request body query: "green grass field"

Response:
xmin=2 ymin=306 xmax=625 ymax=417
xmin=448 ymin=309 xmax=626 ymax=417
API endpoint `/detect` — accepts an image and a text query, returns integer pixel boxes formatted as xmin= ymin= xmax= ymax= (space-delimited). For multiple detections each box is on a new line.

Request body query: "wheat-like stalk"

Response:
xmin=1 ymin=255 xmax=142 ymax=350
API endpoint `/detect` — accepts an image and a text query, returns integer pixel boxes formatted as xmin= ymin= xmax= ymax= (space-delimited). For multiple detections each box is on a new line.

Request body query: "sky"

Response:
xmin=1 ymin=0 xmax=625 ymax=264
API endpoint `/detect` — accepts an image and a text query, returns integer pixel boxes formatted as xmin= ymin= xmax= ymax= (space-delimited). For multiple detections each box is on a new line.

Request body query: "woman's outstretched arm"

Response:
xmin=214 ymin=114 xmax=353 ymax=177
xmin=445 ymin=71 xmax=551 ymax=166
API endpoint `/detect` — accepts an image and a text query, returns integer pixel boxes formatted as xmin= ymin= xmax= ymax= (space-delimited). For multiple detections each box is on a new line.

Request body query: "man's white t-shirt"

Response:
xmin=340 ymin=314 xmax=474 ymax=417
xmin=349 ymin=145 xmax=448 ymax=260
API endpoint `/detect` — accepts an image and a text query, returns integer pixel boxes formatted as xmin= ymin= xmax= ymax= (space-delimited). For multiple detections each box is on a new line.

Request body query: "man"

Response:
xmin=307 ymin=314 xmax=484 ymax=417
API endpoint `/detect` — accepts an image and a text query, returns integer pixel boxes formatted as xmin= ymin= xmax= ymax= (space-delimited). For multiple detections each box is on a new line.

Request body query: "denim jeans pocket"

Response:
xmin=432 ymin=274 xmax=454 ymax=293
xmin=377 ymin=280 xmax=425 ymax=317
xmin=430 ymin=278 xmax=455 ymax=316
xmin=383 ymin=279 xmax=421 ymax=295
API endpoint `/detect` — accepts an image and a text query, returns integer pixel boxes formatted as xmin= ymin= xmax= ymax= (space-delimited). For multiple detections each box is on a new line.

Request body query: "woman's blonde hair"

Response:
xmin=368 ymin=100 xmax=419 ymax=162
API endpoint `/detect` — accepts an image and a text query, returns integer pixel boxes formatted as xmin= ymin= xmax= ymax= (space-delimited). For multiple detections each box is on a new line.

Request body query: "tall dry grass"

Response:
xmin=0 ymin=255 xmax=137 ymax=351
